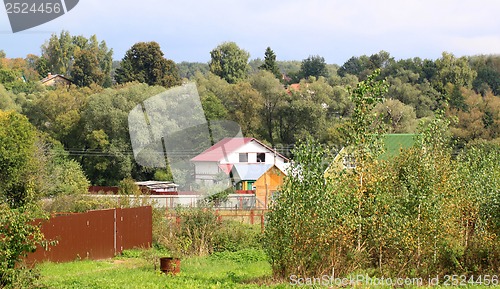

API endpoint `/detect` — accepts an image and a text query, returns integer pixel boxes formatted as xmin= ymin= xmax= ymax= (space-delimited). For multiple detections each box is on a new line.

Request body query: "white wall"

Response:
xmin=219 ymin=141 xmax=287 ymax=166
xmin=92 ymin=194 xmax=256 ymax=209
xmin=193 ymin=162 xmax=220 ymax=176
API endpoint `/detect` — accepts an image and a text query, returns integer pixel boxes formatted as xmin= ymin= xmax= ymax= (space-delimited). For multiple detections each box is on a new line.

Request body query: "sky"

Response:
xmin=1 ymin=0 xmax=499 ymax=65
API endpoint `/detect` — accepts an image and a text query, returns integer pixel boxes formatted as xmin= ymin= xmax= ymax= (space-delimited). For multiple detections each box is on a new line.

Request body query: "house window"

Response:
xmin=257 ymin=153 xmax=266 ymax=163
xmin=343 ymin=155 xmax=356 ymax=169
xmin=239 ymin=153 xmax=248 ymax=162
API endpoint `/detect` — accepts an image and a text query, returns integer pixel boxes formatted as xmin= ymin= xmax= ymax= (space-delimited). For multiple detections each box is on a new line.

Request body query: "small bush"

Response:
xmin=3 ymin=265 xmax=43 ymax=289
xmin=42 ymin=194 xmax=119 ymax=213
xmin=213 ymin=220 xmax=262 ymax=252
xmin=120 ymin=249 xmax=143 ymax=259
xmin=157 ymin=208 xmax=218 ymax=257
xmin=0 ymin=204 xmax=46 ymax=288
xmin=156 ymin=209 xmax=263 ymax=257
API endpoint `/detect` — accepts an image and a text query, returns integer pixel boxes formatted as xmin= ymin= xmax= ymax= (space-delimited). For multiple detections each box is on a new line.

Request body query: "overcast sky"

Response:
xmin=1 ymin=0 xmax=499 ymax=65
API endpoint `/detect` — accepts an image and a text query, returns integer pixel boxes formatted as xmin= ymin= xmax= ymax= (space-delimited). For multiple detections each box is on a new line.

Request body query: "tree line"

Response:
xmin=0 ymin=30 xmax=499 ymax=187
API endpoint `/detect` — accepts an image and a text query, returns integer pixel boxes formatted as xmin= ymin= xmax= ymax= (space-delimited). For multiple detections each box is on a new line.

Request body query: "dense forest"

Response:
xmin=0 ymin=31 xmax=499 ymax=187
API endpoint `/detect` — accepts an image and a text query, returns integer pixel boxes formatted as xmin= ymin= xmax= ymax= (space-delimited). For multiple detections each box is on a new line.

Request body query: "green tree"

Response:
xmin=35 ymin=56 xmax=50 ymax=79
xmin=373 ymin=98 xmax=417 ymax=133
xmin=448 ymin=89 xmax=500 ymax=143
xmin=0 ymin=112 xmax=46 ymax=284
xmin=0 ymin=111 xmax=40 ymax=208
xmin=115 ymin=41 xmax=180 ymax=88
xmin=470 ymin=55 xmax=500 ymax=95
xmin=434 ymin=52 xmax=477 ymax=92
xmin=338 ymin=56 xmax=365 ymax=77
xmin=343 ymin=69 xmax=387 ymax=252
xmin=0 ymin=203 xmax=45 ymax=287
xmin=40 ymin=31 xmax=113 ymax=86
xmin=386 ymin=76 xmax=439 ymax=118
xmin=457 ymin=141 xmax=500 ymax=239
xmin=43 ymin=145 xmax=90 ymax=197
xmin=248 ymin=58 xmax=264 ymax=73
xmin=457 ymin=141 xmax=500 ymax=271
xmin=209 ymin=42 xmax=250 ymax=84
xmin=79 ymin=83 xmax=167 ymax=185
xmin=25 ymin=86 xmax=95 ymax=147
xmin=71 ymin=35 xmax=113 ymax=87
xmin=40 ymin=30 xmax=74 ymax=75
xmin=276 ymin=95 xmax=321 ymax=144
xmin=177 ymin=62 xmax=209 ymax=79
xmin=264 ymin=138 xmax=336 ymax=278
xmin=448 ymin=84 xmax=468 ymax=111
xmin=200 ymin=92 xmax=228 ymax=122
xmin=194 ymin=71 xmax=231 ymax=102
xmin=258 ymin=47 xmax=281 ymax=79
xmin=298 ymin=55 xmax=329 ymax=80
xmin=367 ymin=50 xmax=394 ymax=70
xmin=0 ymin=68 xmax=17 ymax=85
xmin=0 ymin=84 xmax=19 ymax=111
xmin=224 ymin=82 xmax=263 ymax=136
xmin=276 ymin=82 xmax=327 ymax=144
xmin=194 ymin=72 xmax=231 ymax=121
xmin=71 ymin=49 xmax=105 ymax=87
xmin=250 ymin=70 xmax=286 ymax=145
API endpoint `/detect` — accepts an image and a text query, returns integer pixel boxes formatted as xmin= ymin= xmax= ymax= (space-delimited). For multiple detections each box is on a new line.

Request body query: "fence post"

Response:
xmin=215 ymin=209 xmax=222 ymax=223
xmin=250 ymin=210 xmax=254 ymax=225
xmin=261 ymin=213 xmax=265 ymax=233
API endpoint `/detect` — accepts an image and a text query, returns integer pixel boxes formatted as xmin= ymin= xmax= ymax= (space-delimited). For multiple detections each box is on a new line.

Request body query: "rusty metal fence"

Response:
xmin=26 ymin=206 xmax=152 ymax=264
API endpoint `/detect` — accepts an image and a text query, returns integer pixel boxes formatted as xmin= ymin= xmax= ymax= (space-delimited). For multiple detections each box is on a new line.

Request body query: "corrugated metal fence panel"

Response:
xmin=26 ymin=206 xmax=152 ymax=265
xmin=116 ymin=206 xmax=152 ymax=253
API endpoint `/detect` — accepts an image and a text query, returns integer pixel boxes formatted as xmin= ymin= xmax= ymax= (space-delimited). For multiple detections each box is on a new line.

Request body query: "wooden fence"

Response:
xmin=166 ymin=209 xmax=268 ymax=232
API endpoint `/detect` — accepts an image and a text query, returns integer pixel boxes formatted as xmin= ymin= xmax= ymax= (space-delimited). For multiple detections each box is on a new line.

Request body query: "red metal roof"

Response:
xmin=218 ymin=163 xmax=233 ymax=174
xmin=190 ymin=137 xmax=289 ymax=162
xmin=191 ymin=138 xmax=254 ymax=162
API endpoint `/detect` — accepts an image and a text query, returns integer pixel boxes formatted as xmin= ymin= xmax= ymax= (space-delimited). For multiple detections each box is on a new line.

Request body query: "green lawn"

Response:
xmin=37 ymin=249 xmax=499 ymax=289
xmin=37 ymin=249 xmax=291 ymax=289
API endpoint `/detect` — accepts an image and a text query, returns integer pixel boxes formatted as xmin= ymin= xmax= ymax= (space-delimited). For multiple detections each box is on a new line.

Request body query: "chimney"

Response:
xmin=47 ymin=72 xmax=52 ymax=78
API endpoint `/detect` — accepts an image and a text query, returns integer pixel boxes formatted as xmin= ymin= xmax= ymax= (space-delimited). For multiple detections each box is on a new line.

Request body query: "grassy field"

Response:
xmin=37 ymin=248 xmax=499 ymax=289
xmin=38 ymin=248 xmax=291 ymax=289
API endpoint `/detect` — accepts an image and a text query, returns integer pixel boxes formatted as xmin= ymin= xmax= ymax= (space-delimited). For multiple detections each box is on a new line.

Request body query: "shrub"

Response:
xmin=0 ymin=204 xmax=45 ymax=288
xmin=264 ymin=138 xmax=337 ymax=278
xmin=265 ymin=115 xmax=500 ymax=279
xmin=42 ymin=194 xmax=119 ymax=213
xmin=156 ymin=208 xmax=263 ymax=258
xmin=213 ymin=220 xmax=262 ymax=252
xmin=157 ymin=208 xmax=218 ymax=257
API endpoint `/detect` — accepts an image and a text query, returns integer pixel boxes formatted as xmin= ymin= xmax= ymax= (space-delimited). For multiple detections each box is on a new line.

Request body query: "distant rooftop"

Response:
xmin=231 ymin=163 xmax=273 ymax=181
xmin=379 ymin=134 xmax=417 ymax=160
xmin=191 ymin=137 xmax=288 ymax=162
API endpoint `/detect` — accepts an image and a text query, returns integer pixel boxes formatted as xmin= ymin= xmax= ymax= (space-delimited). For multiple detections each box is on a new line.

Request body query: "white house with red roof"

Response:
xmin=190 ymin=137 xmax=289 ymax=185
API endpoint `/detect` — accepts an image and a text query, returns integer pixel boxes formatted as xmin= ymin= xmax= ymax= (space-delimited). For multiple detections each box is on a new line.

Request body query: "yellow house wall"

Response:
xmin=254 ymin=167 xmax=285 ymax=208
